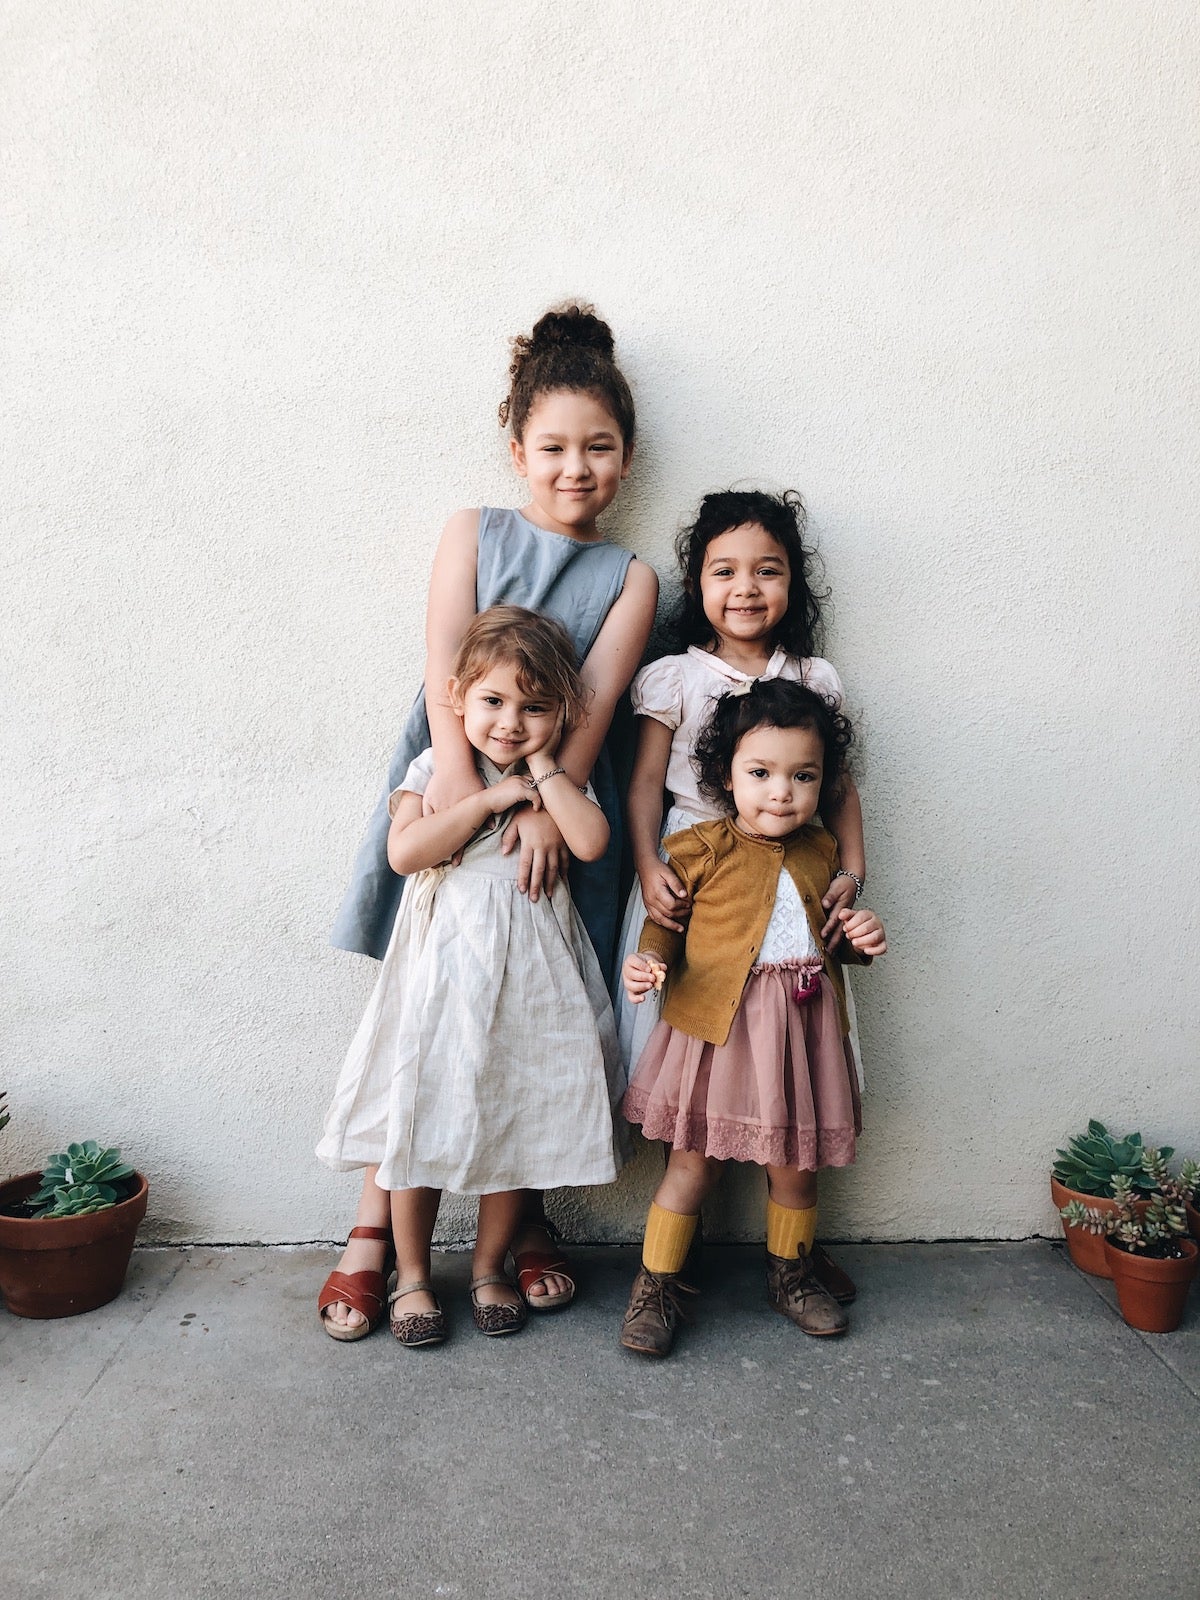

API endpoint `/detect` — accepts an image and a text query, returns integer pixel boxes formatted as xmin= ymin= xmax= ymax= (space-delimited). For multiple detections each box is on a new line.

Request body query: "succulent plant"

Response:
xmin=1060 ymin=1152 xmax=1190 ymax=1258
xmin=1052 ymin=1120 xmax=1171 ymax=1197
xmin=34 ymin=1182 xmax=123 ymax=1218
xmin=0 ymin=1091 xmax=8 ymax=1134
xmin=29 ymin=1142 xmax=134 ymax=1219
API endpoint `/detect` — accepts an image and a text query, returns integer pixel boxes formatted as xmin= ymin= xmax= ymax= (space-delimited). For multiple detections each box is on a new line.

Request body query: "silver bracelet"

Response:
xmin=526 ymin=766 xmax=566 ymax=789
xmin=831 ymin=868 xmax=864 ymax=900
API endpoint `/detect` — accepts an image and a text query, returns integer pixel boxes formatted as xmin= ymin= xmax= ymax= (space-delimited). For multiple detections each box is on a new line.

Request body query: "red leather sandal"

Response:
xmin=510 ymin=1219 xmax=575 ymax=1312
xmin=317 ymin=1225 xmax=394 ymax=1342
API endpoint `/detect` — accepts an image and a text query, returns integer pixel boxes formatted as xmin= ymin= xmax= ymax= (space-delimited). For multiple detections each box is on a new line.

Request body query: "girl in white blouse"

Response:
xmin=614 ymin=489 xmax=868 ymax=1304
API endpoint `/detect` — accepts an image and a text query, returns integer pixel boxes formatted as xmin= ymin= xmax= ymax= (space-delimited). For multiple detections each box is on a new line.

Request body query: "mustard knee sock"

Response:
xmin=766 ymin=1198 xmax=817 ymax=1259
xmin=642 ymin=1203 xmax=698 ymax=1275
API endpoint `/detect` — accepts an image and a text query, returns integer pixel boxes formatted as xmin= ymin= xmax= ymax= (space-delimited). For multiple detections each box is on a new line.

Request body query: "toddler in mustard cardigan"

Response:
xmin=619 ymin=678 xmax=886 ymax=1356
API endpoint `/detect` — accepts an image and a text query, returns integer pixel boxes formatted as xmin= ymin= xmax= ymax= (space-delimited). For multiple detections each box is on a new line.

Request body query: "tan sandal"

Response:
xmin=468 ymin=1273 xmax=527 ymax=1338
xmin=388 ymin=1280 xmax=447 ymax=1347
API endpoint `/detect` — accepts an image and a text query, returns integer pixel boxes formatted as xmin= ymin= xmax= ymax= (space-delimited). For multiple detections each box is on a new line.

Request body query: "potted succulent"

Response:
xmin=0 ymin=1132 xmax=149 ymax=1319
xmin=1175 ymin=1157 xmax=1200 ymax=1245
xmin=1060 ymin=1151 xmax=1197 ymax=1333
xmin=1050 ymin=1121 xmax=1165 ymax=1278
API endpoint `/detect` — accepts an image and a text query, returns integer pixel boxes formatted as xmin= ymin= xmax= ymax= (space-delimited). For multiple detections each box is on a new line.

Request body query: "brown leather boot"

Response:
xmin=810 ymin=1243 xmax=857 ymax=1305
xmin=766 ymin=1250 xmax=849 ymax=1337
xmin=619 ymin=1267 xmax=698 ymax=1358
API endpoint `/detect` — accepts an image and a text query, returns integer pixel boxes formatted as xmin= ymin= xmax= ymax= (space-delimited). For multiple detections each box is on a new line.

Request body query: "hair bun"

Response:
xmin=527 ymin=303 xmax=614 ymax=359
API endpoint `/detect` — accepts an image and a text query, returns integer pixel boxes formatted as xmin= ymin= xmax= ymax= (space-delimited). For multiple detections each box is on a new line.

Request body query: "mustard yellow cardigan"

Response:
xmin=637 ymin=817 xmax=869 ymax=1047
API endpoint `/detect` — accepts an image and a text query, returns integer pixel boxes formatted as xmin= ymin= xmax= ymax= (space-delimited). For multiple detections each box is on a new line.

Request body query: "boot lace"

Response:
xmin=628 ymin=1271 xmax=698 ymax=1325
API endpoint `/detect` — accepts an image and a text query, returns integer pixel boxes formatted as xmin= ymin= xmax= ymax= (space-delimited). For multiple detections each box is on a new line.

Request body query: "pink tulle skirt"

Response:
xmin=621 ymin=964 xmax=861 ymax=1170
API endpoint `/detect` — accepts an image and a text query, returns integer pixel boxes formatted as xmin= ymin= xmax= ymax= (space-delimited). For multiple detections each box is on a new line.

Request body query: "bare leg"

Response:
xmin=511 ymin=1189 xmax=573 ymax=1302
xmin=764 ymin=1166 xmax=818 ymax=1210
xmin=655 ymin=1149 xmax=725 ymax=1215
xmin=473 ymin=1190 xmax=526 ymax=1310
xmin=389 ymin=1186 xmax=442 ymax=1315
xmin=323 ymin=1166 xmax=392 ymax=1333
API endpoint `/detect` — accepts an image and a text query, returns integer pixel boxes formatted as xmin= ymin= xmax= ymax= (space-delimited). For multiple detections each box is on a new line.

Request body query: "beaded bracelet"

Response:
xmin=831 ymin=868 xmax=864 ymax=901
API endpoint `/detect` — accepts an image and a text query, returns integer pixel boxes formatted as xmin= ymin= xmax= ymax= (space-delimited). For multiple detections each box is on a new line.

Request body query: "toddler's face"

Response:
xmin=726 ymin=723 xmax=824 ymax=839
xmin=450 ymin=662 xmax=561 ymax=769
xmin=700 ymin=524 xmax=791 ymax=647
xmin=510 ymin=390 xmax=631 ymax=534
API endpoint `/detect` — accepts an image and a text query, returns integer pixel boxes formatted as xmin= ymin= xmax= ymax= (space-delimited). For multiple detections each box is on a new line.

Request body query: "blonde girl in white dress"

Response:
xmin=614 ymin=489 xmax=868 ymax=1305
xmin=318 ymin=607 xmax=622 ymax=1345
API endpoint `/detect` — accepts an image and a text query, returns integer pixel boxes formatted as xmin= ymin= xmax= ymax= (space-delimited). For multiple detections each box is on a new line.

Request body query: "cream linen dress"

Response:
xmin=317 ymin=750 xmax=622 ymax=1194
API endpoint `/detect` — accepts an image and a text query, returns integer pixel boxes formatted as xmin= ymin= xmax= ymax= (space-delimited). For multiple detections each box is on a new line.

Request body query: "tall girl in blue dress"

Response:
xmin=320 ymin=306 xmax=657 ymax=1339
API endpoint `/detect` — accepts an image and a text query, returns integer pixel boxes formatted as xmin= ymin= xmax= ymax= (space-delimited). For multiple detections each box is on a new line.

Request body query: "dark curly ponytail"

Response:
xmin=499 ymin=303 xmax=636 ymax=446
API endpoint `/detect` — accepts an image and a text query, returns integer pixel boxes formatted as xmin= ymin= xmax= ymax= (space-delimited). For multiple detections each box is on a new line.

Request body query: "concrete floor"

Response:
xmin=3 ymin=1242 xmax=1198 ymax=1600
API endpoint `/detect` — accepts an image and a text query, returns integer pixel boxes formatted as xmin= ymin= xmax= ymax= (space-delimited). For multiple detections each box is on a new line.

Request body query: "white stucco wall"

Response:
xmin=4 ymin=2 xmax=1198 ymax=1245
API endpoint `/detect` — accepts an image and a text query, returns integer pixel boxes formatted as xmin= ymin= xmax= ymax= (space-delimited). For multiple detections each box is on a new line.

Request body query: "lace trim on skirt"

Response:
xmin=623 ymin=1092 xmax=856 ymax=1169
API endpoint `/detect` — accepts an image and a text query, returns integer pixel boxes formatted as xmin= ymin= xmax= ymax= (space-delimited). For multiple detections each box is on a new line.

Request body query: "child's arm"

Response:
xmin=819 ymin=775 xmax=867 ymax=944
xmin=387 ymin=777 xmax=531 ymax=876
xmin=505 ymin=557 xmax=658 ymax=897
xmin=557 ymin=559 xmax=658 ymax=786
xmin=422 ymin=510 xmax=485 ymax=812
xmin=627 ymin=717 xmax=691 ymax=933
xmin=524 ymin=745 xmax=610 ymax=863
xmin=620 ymin=830 xmax=707 ymax=1000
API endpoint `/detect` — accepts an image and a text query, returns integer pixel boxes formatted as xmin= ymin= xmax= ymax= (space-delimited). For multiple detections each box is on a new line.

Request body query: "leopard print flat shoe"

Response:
xmin=388 ymin=1280 xmax=447 ymax=1347
xmin=468 ymin=1273 xmax=528 ymax=1337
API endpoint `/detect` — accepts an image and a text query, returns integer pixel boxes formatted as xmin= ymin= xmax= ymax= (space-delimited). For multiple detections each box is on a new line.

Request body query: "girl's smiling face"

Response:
xmin=699 ymin=523 xmax=791 ymax=648
xmin=450 ymin=661 xmax=561 ymax=768
xmin=510 ymin=389 xmax=632 ymax=537
xmin=726 ymin=722 xmax=824 ymax=838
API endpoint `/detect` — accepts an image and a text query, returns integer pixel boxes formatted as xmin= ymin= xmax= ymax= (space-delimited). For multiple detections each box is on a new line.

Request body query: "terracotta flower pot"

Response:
xmin=0 ymin=1170 xmax=149 ymax=1319
xmin=1050 ymin=1175 xmax=1130 ymax=1278
xmin=1103 ymin=1236 xmax=1197 ymax=1333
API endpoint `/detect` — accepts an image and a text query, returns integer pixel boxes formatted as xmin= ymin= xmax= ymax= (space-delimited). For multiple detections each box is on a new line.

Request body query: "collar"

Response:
xmin=476 ymin=754 xmax=527 ymax=785
xmin=687 ymin=644 xmax=791 ymax=684
xmin=728 ymin=817 xmax=823 ymax=853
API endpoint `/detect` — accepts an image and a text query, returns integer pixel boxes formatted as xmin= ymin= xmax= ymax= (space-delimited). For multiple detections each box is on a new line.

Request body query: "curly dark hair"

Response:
xmin=692 ymin=678 xmax=853 ymax=817
xmin=669 ymin=488 xmax=826 ymax=660
xmin=498 ymin=303 xmax=636 ymax=446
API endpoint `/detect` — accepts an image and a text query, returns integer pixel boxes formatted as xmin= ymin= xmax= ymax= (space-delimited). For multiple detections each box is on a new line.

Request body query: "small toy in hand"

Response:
xmin=647 ymin=957 xmax=667 ymax=992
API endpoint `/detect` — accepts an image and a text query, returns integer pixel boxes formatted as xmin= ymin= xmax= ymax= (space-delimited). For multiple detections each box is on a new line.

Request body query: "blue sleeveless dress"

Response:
xmin=330 ymin=506 xmax=634 ymax=968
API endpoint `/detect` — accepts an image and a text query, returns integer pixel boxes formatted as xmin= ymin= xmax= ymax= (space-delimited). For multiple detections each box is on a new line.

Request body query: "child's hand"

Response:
xmin=533 ymin=704 xmax=566 ymax=763
xmin=820 ymin=873 xmax=859 ymax=945
xmin=638 ymin=862 xmax=692 ymax=933
xmin=623 ymin=951 xmax=668 ymax=1004
xmin=486 ymin=774 xmax=535 ymax=817
xmin=502 ymin=807 xmax=568 ymax=902
xmin=838 ymin=907 xmax=886 ymax=957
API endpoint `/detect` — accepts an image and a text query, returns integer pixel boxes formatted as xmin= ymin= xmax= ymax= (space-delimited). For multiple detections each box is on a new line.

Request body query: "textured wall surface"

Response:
xmin=4 ymin=2 xmax=1198 ymax=1244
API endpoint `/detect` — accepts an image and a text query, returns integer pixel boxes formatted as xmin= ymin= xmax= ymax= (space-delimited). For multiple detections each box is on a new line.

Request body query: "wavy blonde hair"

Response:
xmin=451 ymin=605 xmax=590 ymax=732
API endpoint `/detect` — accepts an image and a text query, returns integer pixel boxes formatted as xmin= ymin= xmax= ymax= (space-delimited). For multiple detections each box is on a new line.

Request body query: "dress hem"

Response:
xmin=622 ymin=1090 xmax=856 ymax=1170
